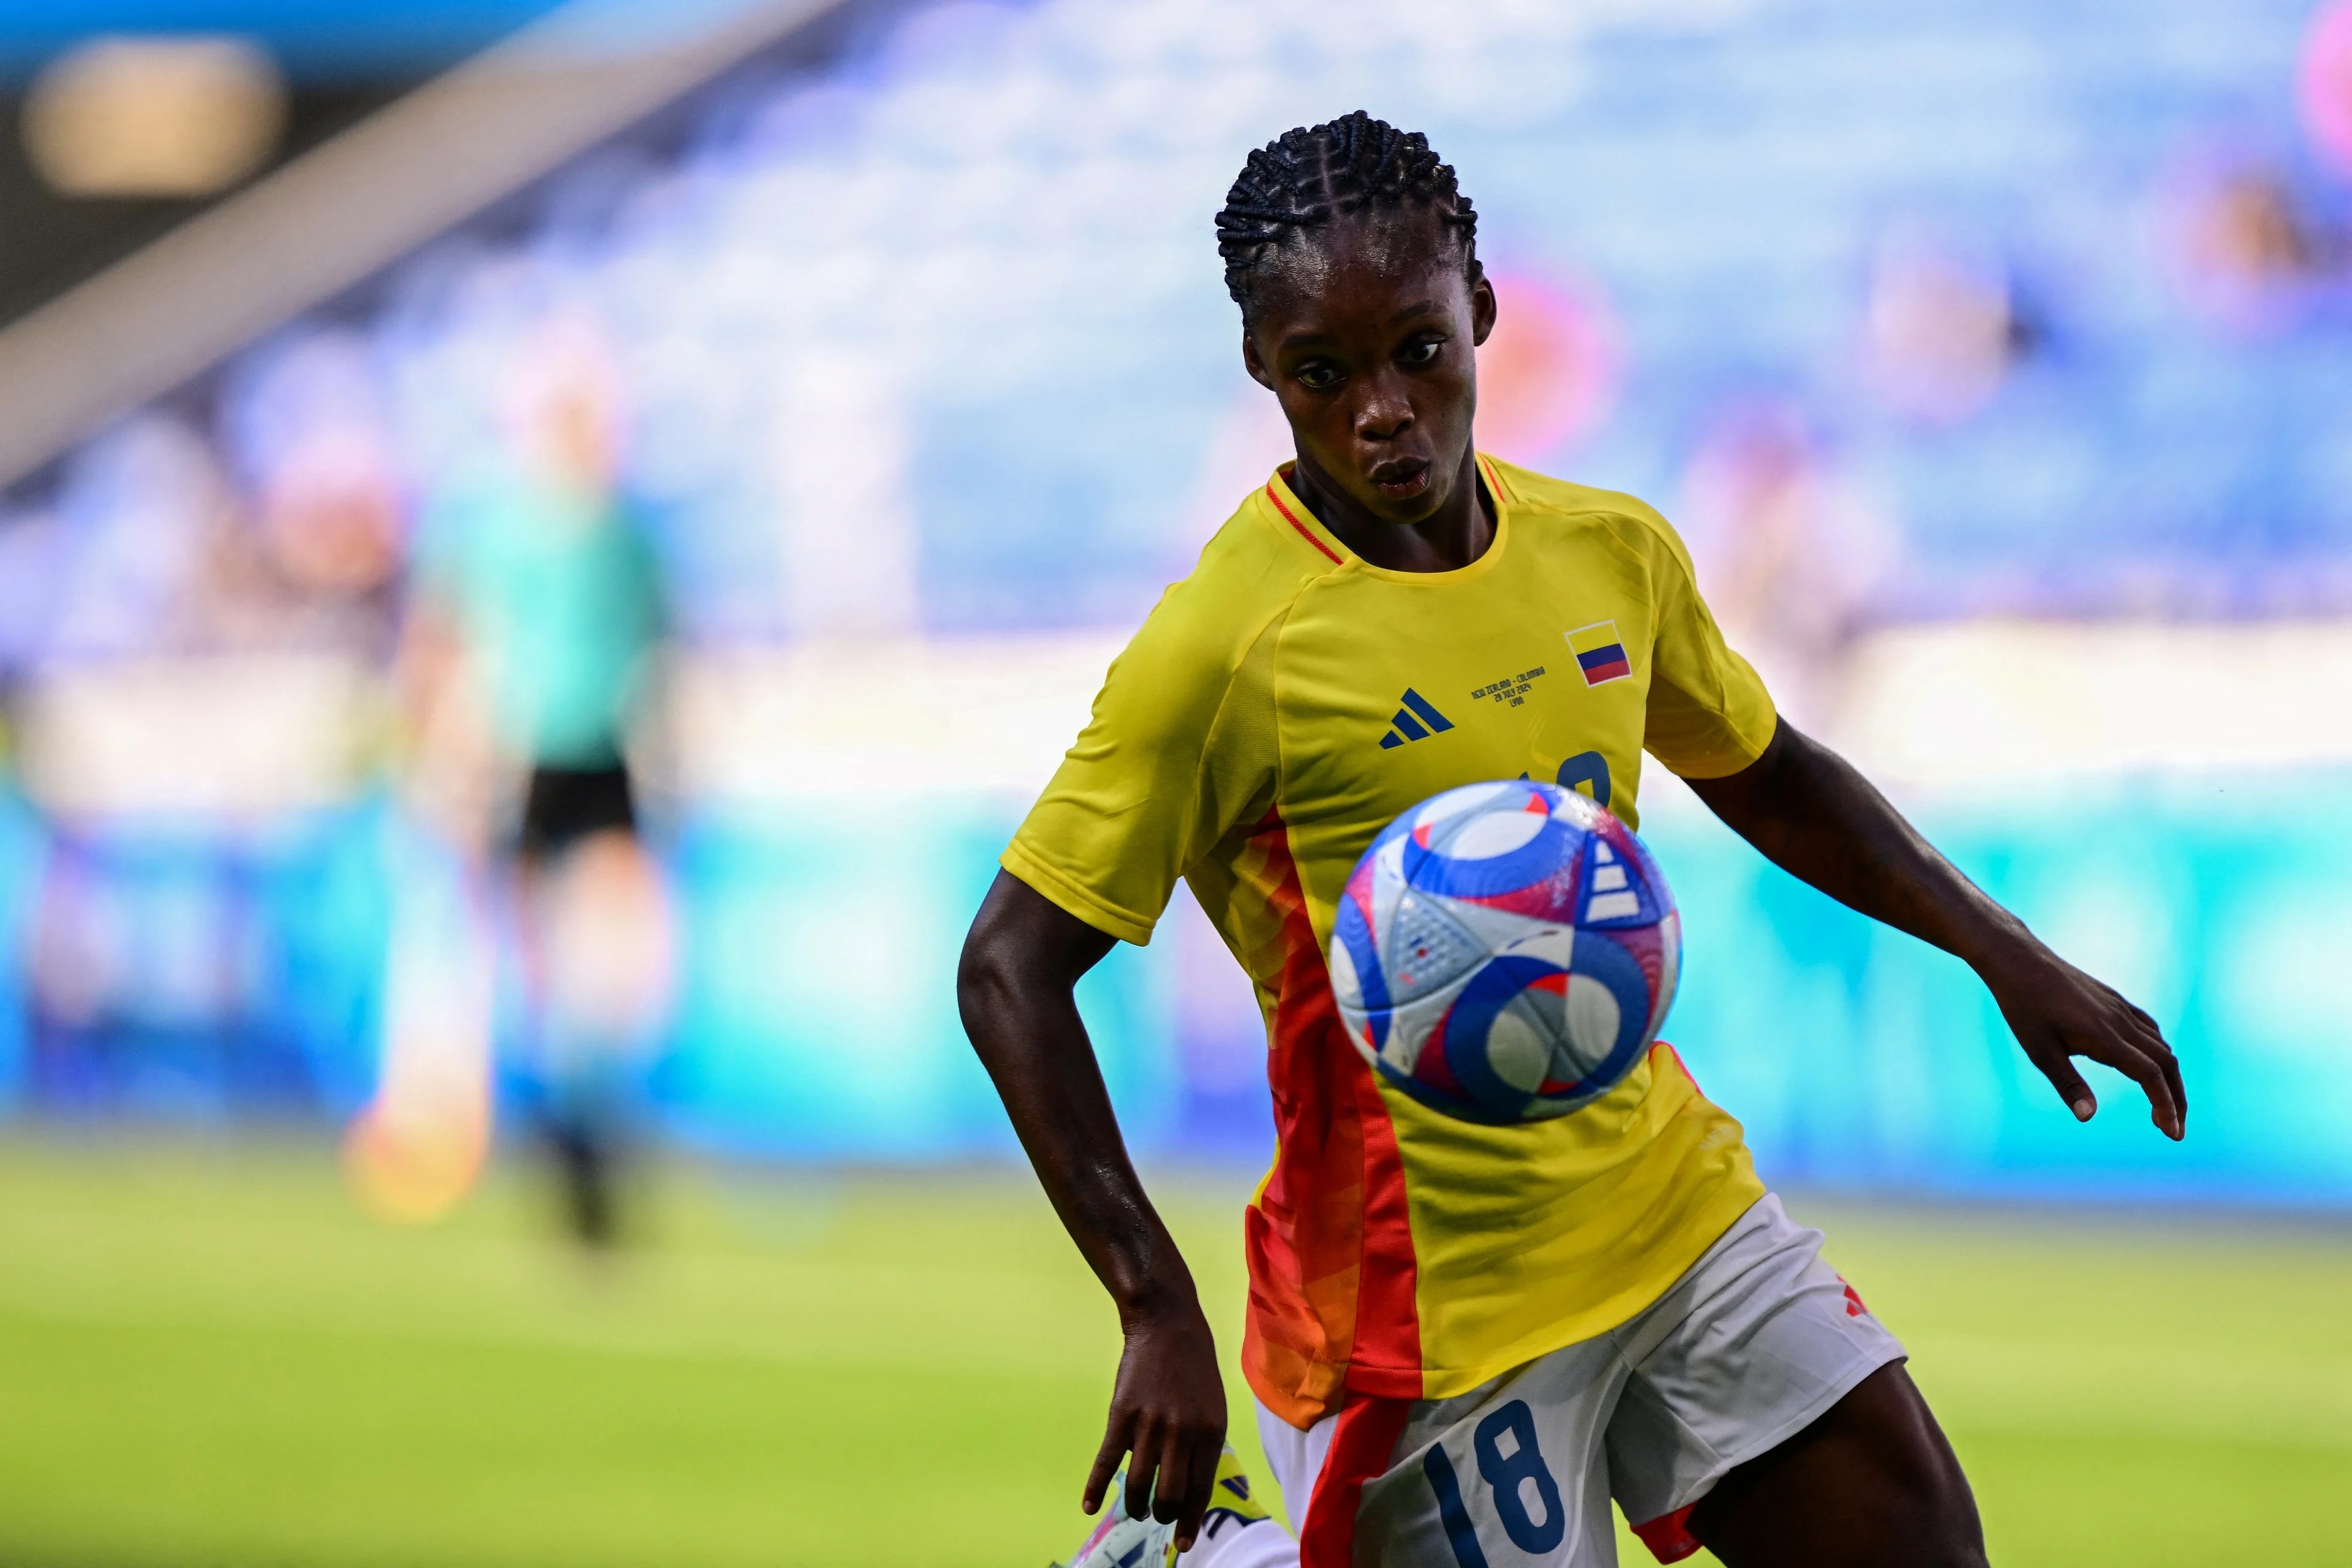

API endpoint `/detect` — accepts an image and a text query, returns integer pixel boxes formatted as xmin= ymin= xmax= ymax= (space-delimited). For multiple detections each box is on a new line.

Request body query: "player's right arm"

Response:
xmin=957 ymin=873 xmax=1226 ymax=1552
xmin=958 ymin=560 xmax=1286 ymax=1555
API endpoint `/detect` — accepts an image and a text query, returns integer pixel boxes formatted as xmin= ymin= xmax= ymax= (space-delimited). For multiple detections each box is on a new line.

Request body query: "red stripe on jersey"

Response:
xmin=1658 ymin=1039 xmax=1704 ymax=1096
xmin=1265 ymin=480 xmax=1344 ymax=565
xmin=1297 ymin=1393 xmax=1412 ymax=1568
xmin=1242 ymin=807 xmax=1422 ymax=1428
xmin=1632 ymin=1502 xmax=1704 ymax=1562
xmin=1476 ymin=452 xmax=1511 ymax=503
xmin=1345 ymin=1052 xmax=1424 ymax=1396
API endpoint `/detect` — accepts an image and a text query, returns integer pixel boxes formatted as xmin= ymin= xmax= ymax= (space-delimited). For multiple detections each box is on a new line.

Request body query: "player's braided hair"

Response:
xmin=1215 ymin=110 xmax=1479 ymax=310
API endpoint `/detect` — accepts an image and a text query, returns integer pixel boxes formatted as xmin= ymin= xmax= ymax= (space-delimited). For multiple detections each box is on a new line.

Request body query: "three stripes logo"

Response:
xmin=1378 ymin=689 xmax=1455 ymax=750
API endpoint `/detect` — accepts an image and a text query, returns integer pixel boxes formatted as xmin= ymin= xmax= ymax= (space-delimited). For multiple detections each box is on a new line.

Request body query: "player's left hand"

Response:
xmin=1976 ymin=936 xmax=2185 ymax=1140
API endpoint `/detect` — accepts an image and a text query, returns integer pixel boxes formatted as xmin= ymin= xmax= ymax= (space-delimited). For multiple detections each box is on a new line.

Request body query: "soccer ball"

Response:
xmin=1327 ymin=779 xmax=1681 ymax=1125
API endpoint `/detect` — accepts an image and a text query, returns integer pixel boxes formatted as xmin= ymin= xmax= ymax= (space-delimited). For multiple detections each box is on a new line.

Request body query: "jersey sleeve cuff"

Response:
xmin=998 ymin=842 xmax=1159 ymax=946
xmin=1657 ymin=696 xmax=1780 ymax=782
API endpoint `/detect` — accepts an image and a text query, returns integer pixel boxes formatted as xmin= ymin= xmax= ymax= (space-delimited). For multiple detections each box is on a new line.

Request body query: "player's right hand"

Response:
xmin=1084 ymin=1297 xmax=1227 ymax=1555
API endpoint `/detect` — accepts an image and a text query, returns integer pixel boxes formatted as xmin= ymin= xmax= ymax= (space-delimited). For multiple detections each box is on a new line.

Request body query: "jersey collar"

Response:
xmin=1260 ymin=454 xmax=1513 ymax=584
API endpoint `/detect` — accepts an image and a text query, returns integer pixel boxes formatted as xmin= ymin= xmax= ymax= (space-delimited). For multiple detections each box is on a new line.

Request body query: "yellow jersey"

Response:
xmin=1003 ymin=457 xmax=1775 ymax=1429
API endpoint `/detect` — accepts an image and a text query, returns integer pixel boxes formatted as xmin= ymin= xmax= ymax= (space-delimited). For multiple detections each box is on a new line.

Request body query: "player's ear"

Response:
xmin=1469 ymin=269 xmax=1497 ymax=349
xmin=1242 ymin=325 xmax=1276 ymax=390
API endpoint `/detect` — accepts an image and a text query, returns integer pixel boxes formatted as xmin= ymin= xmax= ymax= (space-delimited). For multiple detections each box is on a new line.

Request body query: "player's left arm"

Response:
xmin=1684 ymin=717 xmax=2186 ymax=1140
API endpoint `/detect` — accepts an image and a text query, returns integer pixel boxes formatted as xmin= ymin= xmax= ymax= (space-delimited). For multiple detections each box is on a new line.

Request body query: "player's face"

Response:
xmin=1242 ymin=215 xmax=1496 ymax=527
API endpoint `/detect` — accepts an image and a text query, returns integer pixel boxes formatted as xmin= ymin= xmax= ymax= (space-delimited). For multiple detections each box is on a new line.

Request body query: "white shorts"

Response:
xmin=1254 ymin=1194 xmax=1904 ymax=1566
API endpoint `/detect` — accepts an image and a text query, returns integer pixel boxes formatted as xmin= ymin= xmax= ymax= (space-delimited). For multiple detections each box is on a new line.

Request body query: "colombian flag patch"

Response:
xmin=1566 ymin=620 xmax=1632 ymax=686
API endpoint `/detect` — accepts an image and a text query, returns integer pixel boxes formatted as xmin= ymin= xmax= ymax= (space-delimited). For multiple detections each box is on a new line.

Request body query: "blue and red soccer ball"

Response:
xmin=1328 ymin=780 xmax=1681 ymax=1125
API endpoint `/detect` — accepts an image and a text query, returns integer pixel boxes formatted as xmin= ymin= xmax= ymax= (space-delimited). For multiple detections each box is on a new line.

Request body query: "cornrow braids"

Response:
xmin=1215 ymin=110 xmax=1480 ymax=309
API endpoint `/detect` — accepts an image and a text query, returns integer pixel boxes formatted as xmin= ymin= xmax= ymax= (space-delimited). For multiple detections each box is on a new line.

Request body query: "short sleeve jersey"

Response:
xmin=1003 ymin=457 xmax=1775 ymax=1430
xmin=415 ymin=467 xmax=665 ymax=771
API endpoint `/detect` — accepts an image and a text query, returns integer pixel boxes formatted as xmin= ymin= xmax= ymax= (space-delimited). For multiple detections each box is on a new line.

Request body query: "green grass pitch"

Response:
xmin=0 ymin=1137 xmax=2344 ymax=1566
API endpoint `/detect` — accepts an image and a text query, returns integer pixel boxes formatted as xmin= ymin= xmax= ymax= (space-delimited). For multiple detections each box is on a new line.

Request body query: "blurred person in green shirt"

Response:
xmin=404 ymin=314 xmax=675 ymax=1249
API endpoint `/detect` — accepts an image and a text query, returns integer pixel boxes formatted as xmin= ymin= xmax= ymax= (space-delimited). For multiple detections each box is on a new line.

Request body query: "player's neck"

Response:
xmin=1287 ymin=447 xmax=1496 ymax=573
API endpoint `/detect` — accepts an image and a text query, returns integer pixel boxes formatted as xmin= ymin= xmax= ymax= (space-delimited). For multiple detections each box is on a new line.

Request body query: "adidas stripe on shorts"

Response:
xmin=1255 ymin=1194 xmax=1905 ymax=1566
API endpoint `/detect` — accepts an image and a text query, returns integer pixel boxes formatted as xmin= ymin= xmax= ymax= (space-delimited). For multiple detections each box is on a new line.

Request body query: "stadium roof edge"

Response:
xmin=0 ymin=0 xmax=855 ymax=494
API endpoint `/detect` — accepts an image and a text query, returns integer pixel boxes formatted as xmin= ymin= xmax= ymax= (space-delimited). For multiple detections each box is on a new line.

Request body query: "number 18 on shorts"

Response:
xmin=1418 ymin=1400 xmax=1580 ymax=1564
xmin=1275 ymin=1197 xmax=1907 ymax=1566
xmin=1357 ymin=1359 xmax=1632 ymax=1567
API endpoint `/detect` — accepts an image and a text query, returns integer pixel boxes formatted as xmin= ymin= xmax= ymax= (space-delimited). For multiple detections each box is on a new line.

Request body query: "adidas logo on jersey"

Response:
xmin=1378 ymin=689 xmax=1456 ymax=749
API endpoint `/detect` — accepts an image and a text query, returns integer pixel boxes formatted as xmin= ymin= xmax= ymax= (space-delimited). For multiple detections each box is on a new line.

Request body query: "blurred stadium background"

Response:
xmin=1 ymin=0 xmax=2350 ymax=1562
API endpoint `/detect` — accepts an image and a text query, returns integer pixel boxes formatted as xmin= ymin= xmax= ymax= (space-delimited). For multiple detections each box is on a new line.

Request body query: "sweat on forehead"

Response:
xmin=1215 ymin=110 xmax=1480 ymax=312
xmin=1240 ymin=213 xmax=1478 ymax=328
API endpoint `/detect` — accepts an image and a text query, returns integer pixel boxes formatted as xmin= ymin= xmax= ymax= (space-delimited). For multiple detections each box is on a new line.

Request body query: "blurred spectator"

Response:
xmin=2299 ymin=0 xmax=2352 ymax=180
xmin=227 ymin=330 xmax=410 ymax=618
xmin=43 ymin=418 xmax=232 ymax=661
xmin=1677 ymin=399 xmax=1895 ymax=731
xmin=1858 ymin=225 xmax=2033 ymax=423
xmin=8 ymin=417 xmax=352 ymax=1115
xmin=20 ymin=830 xmax=295 ymax=1114
xmin=2161 ymin=151 xmax=2342 ymax=333
xmin=1472 ymin=268 xmax=1620 ymax=467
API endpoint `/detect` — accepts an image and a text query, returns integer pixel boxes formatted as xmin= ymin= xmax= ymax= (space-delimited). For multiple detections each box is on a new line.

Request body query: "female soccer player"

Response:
xmin=959 ymin=112 xmax=2184 ymax=1568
